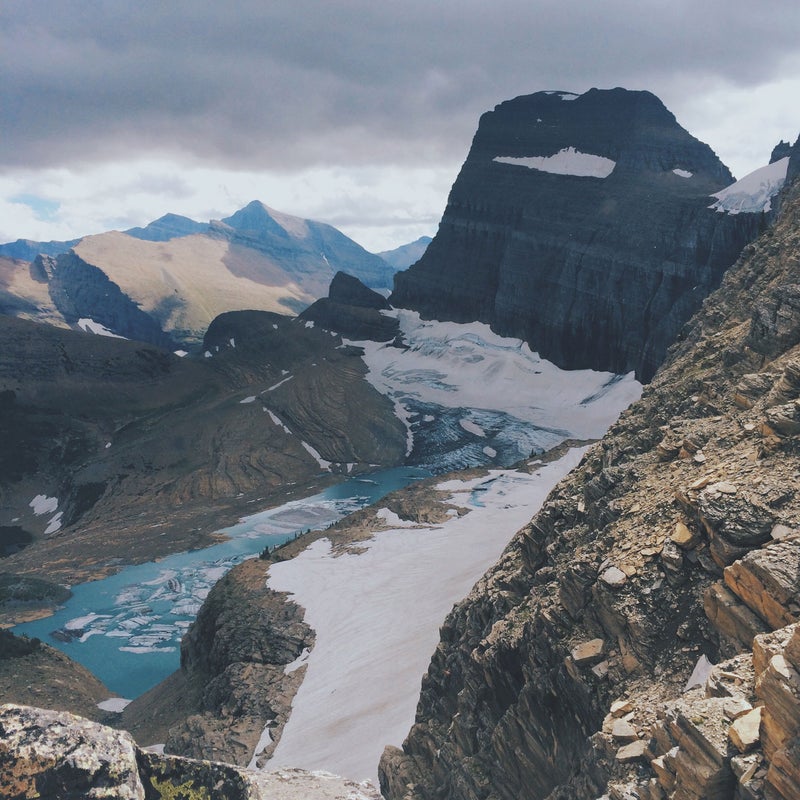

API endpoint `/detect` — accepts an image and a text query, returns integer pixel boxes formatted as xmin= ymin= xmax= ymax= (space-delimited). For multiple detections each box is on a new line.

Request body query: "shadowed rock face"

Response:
xmin=392 ymin=88 xmax=763 ymax=382
xmin=379 ymin=171 xmax=800 ymax=800
xmin=299 ymin=272 xmax=399 ymax=342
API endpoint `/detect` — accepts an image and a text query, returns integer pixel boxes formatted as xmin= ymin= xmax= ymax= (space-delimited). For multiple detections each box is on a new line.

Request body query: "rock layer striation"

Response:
xmin=392 ymin=88 xmax=765 ymax=381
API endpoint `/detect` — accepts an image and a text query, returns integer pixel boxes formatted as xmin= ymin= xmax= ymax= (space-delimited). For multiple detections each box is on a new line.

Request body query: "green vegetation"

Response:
xmin=0 ymin=628 xmax=41 ymax=659
xmin=0 ymin=572 xmax=72 ymax=605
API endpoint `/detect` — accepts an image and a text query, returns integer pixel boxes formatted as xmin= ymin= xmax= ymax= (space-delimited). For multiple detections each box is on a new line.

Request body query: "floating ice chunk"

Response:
xmin=65 ymin=612 xmax=108 ymax=630
xmin=459 ymin=419 xmax=486 ymax=437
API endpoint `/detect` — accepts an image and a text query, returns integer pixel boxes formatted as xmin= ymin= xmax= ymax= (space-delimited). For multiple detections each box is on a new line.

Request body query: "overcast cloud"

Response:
xmin=2 ymin=1 xmax=799 ymax=249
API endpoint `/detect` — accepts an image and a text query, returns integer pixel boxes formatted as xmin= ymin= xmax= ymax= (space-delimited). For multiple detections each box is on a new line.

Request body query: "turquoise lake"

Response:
xmin=13 ymin=467 xmax=429 ymax=699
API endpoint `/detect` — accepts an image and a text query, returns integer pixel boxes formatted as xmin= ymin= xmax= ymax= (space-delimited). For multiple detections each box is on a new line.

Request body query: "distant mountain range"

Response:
xmin=0 ymin=201 xmax=423 ymax=346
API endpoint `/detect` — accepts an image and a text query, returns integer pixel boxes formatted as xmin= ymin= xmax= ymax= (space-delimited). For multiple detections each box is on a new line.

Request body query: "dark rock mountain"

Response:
xmin=380 ymin=170 xmax=800 ymax=800
xmin=299 ymin=271 xmax=400 ymax=342
xmin=391 ymin=88 xmax=765 ymax=382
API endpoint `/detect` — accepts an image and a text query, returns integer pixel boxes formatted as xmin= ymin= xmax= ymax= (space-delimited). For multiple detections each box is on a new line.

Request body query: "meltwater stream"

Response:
xmin=13 ymin=467 xmax=429 ymax=699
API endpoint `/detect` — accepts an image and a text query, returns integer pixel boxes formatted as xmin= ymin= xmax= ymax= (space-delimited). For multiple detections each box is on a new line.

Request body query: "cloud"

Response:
xmin=1 ymin=1 xmax=799 ymax=248
xmin=3 ymin=1 xmax=799 ymax=174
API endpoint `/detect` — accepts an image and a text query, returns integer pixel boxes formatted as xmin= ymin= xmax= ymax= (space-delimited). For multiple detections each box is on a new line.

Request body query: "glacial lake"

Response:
xmin=13 ymin=467 xmax=429 ymax=699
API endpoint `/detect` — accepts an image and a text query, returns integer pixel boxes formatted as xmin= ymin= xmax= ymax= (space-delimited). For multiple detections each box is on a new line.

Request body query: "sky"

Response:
xmin=2 ymin=1 xmax=799 ymax=252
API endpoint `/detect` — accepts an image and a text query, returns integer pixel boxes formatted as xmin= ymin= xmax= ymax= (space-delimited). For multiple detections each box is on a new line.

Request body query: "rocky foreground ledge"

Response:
xmin=0 ymin=704 xmax=380 ymax=800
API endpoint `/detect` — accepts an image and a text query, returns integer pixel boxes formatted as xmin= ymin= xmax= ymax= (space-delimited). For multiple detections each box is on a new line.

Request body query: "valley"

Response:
xmin=1 ymin=84 xmax=799 ymax=800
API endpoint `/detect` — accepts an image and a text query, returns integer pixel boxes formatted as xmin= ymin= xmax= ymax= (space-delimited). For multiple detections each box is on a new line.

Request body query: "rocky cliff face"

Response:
xmin=380 ymin=170 xmax=800 ymax=799
xmin=391 ymin=88 xmax=765 ymax=381
xmin=34 ymin=251 xmax=176 ymax=348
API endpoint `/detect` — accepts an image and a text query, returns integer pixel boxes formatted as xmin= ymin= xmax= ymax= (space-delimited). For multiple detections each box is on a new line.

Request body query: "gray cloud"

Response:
xmin=2 ymin=1 xmax=799 ymax=174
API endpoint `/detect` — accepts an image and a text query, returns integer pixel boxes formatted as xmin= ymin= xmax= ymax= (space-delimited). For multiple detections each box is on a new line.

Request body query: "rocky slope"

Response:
xmin=379 ymin=165 xmax=800 ymax=798
xmin=121 ymin=557 xmax=314 ymax=767
xmin=0 ymin=311 xmax=405 ymax=589
xmin=391 ymin=88 xmax=767 ymax=381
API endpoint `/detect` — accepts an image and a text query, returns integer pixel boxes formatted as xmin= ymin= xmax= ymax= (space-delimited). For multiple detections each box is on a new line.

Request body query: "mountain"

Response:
xmin=298 ymin=270 xmax=400 ymax=342
xmin=391 ymin=88 xmax=771 ymax=382
xmin=124 ymin=212 xmax=210 ymax=242
xmin=378 ymin=236 xmax=432 ymax=270
xmin=0 ymin=201 xmax=396 ymax=345
xmin=380 ymin=159 xmax=800 ymax=800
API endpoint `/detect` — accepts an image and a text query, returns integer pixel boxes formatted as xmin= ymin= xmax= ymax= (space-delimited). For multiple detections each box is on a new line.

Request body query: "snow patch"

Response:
xmin=376 ymin=507 xmax=418 ymax=528
xmin=97 ymin=697 xmax=131 ymax=713
xmin=301 ymin=441 xmax=332 ymax=471
xmin=248 ymin=725 xmax=274 ymax=770
xmin=673 ymin=169 xmax=693 ymax=178
xmin=204 ymin=351 xmax=212 ymax=358
xmin=229 ymin=337 xmax=236 ymax=348
xmin=685 ymin=654 xmax=715 ymax=691
xmin=494 ymin=147 xmax=616 ymax=178
xmin=30 ymin=494 xmax=58 ymax=515
xmin=305 ymin=320 xmax=315 ymax=329
xmin=710 ymin=157 xmax=789 ymax=214
xmin=239 ymin=396 xmax=257 ymax=404
xmin=267 ymin=410 xmax=292 ymax=434
xmin=44 ymin=512 xmax=63 ymax=535
xmin=77 ymin=318 xmax=127 ymax=338
xmin=284 ymin=647 xmax=312 ymax=675
xmin=267 ymin=375 xmax=294 ymax=392
xmin=483 ymin=445 xmax=497 ymax=458
xmin=266 ymin=448 xmax=589 ymax=784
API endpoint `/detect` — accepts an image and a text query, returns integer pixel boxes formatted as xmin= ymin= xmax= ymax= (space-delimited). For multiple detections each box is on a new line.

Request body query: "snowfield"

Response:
xmin=349 ymin=311 xmax=641 ymax=471
xmin=710 ymin=157 xmax=789 ymax=214
xmin=263 ymin=447 xmax=591 ymax=783
xmin=494 ymin=146 xmax=616 ymax=178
